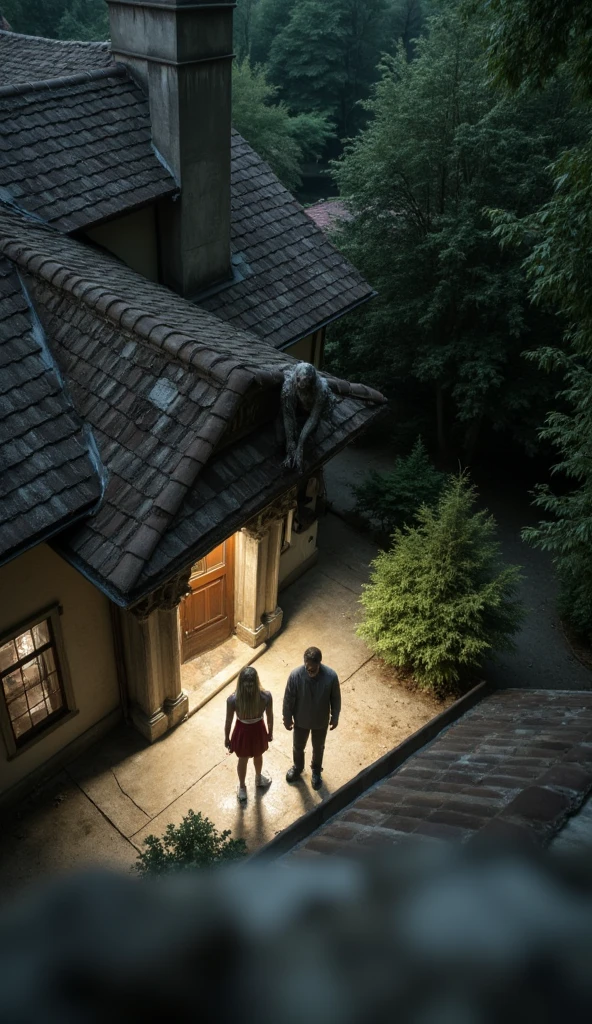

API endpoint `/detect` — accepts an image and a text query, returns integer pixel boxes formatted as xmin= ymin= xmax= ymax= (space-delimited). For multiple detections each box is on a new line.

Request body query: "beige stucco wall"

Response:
xmin=0 ymin=545 xmax=120 ymax=797
xmin=84 ymin=205 xmax=159 ymax=282
xmin=279 ymin=520 xmax=319 ymax=588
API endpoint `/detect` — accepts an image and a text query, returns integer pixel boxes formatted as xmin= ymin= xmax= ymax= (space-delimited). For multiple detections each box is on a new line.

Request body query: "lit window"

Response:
xmin=0 ymin=610 xmax=69 ymax=749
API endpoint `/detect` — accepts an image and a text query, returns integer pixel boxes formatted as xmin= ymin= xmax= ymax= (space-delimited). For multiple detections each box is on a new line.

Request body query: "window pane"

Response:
xmin=8 ymin=694 xmax=28 ymax=721
xmin=39 ymin=649 xmax=56 ymax=677
xmin=32 ymin=621 xmax=50 ymax=648
xmin=26 ymin=683 xmax=44 ymax=710
xmin=0 ymin=640 xmax=17 ymax=673
xmin=45 ymin=672 xmax=60 ymax=695
xmin=22 ymin=660 xmax=40 ymax=690
xmin=30 ymin=703 xmax=49 ymax=728
xmin=15 ymin=631 xmax=35 ymax=660
xmin=2 ymin=668 xmax=23 ymax=700
xmin=13 ymin=714 xmax=32 ymax=739
xmin=2 ymin=615 xmax=66 ymax=744
xmin=47 ymin=687 xmax=63 ymax=714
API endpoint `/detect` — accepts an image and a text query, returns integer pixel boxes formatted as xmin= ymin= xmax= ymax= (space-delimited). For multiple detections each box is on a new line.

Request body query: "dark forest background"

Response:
xmin=3 ymin=0 xmax=592 ymax=641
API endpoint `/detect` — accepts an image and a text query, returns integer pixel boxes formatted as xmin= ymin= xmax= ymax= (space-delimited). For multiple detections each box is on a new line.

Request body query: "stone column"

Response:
xmin=159 ymin=606 xmax=188 ymax=731
xmin=119 ymin=569 xmax=191 ymax=743
xmin=263 ymin=519 xmax=284 ymax=642
xmin=234 ymin=527 xmax=269 ymax=648
xmin=235 ymin=490 xmax=296 ymax=648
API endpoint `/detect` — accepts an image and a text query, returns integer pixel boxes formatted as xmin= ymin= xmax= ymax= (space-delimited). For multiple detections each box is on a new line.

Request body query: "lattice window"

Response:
xmin=0 ymin=610 xmax=68 ymax=749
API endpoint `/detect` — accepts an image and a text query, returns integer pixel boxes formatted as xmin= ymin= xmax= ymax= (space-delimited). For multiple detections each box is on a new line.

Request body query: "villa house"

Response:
xmin=0 ymin=2 xmax=383 ymax=805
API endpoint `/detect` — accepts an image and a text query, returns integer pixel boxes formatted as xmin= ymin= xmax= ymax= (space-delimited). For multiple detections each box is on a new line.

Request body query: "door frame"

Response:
xmin=179 ymin=535 xmax=235 ymax=663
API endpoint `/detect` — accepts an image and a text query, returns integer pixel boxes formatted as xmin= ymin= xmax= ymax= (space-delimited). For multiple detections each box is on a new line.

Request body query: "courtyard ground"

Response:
xmin=0 ymin=510 xmax=446 ymax=899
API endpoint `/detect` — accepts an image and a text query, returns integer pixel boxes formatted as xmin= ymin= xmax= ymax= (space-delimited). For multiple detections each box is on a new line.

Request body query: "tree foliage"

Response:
xmin=327 ymin=6 xmax=574 ymax=458
xmin=479 ymin=0 xmax=592 ymax=638
xmin=358 ymin=474 xmax=523 ymax=694
xmin=1 ymin=0 xmax=108 ymax=39
xmin=472 ymin=0 xmax=592 ymax=99
xmin=135 ymin=810 xmax=247 ymax=876
xmin=353 ymin=437 xmax=447 ymax=535
xmin=232 ymin=60 xmax=332 ymax=191
xmin=265 ymin=0 xmax=431 ymax=138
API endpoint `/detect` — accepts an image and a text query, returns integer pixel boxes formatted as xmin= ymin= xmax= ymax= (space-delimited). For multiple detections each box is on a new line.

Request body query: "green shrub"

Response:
xmin=353 ymin=438 xmax=447 ymax=535
xmin=358 ymin=474 xmax=524 ymax=695
xmin=135 ymin=810 xmax=247 ymax=876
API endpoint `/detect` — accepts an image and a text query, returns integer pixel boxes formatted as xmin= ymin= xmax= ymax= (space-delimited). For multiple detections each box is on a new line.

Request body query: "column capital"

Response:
xmin=129 ymin=565 xmax=192 ymax=621
xmin=243 ymin=487 xmax=298 ymax=540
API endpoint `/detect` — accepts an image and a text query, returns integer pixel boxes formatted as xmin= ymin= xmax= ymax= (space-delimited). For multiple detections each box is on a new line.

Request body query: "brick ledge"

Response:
xmin=252 ymin=679 xmax=491 ymax=860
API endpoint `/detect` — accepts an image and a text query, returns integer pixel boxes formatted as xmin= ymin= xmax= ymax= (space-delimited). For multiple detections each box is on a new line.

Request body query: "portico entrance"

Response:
xmin=119 ymin=485 xmax=316 ymax=742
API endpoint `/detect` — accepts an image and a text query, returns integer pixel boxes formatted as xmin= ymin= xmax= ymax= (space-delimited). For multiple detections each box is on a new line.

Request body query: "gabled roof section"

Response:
xmin=0 ymin=67 xmax=178 ymax=232
xmin=0 ymin=206 xmax=384 ymax=603
xmin=0 ymin=30 xmax=112 ymax=86
xmin=200 ymin=133 xmax=373 ymax=349
xmin=0 ymin=31 xmax=374 ymax=350
xmin=0 ymin=254 xmax=102 ymax=565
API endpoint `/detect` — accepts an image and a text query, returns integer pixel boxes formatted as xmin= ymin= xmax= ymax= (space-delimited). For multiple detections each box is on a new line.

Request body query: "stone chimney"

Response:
xmin=107 ymin=0 xmax=234 ymax=297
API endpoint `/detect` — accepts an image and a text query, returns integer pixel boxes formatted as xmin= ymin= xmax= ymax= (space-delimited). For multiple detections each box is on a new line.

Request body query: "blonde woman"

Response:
xmin=225 ymin=666 xmax=273 ymax=801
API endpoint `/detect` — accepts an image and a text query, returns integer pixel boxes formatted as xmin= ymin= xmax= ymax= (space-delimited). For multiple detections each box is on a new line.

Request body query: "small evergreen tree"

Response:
xmin=358 ymin=474 xmax=523 ymax=694
xmin=135 ymin=810 xmax=247 ymax=876
xmin=353 ymin=437 xmax=447 ymax=534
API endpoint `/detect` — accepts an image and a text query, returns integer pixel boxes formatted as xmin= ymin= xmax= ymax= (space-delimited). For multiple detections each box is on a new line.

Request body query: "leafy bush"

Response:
xmin=353 ymin=438 xmax=447 ymax=535
xmin=232 ymin=60 xmax=332 ymax=191
xmin=135 ymin=810 xmax=247 ymax=876
xmin=521 ymin=358 xmax=592 ymax=644
xmin=358 ymin=473 xmax=523 ymax=695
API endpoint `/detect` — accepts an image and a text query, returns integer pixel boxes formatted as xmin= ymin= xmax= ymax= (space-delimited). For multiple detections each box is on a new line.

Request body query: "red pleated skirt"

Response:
xmin=230 ymin=718 xmax=269 ymax=758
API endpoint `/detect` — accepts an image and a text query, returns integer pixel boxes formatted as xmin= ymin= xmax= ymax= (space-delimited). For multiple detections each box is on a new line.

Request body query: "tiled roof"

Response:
xmin=0 ymin=31 xmax=373 ymax=350
xmin=292 ymin=690 xmax=592 ymax=857
xmin=0 ymin=254 xmax=102 ymax=565
xmin=0 ymin=206 xmax=384 ymax=602
xmin=0 ymin=30 xmax=112 ymax=86
xmin=0 ymin=68 xmax=177 ymax=232
xmin=200 ymin=134 xmax=373 ymax=349
xmin=304 ymin=199 xmax=352 ymax=232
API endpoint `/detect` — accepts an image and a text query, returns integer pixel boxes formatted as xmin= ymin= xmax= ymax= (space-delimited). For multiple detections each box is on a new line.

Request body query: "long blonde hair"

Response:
xmin=235 ymin=666 xmax=263 ymax=720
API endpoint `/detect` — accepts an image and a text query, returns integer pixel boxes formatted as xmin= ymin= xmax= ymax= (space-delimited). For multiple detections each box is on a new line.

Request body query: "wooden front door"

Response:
xmin=180 ymin=536 xmax=235 ymax=662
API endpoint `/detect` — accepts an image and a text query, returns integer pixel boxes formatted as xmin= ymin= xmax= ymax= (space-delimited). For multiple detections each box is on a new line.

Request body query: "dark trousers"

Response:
xmin=293 ymin=725 xmax=328 ymax=773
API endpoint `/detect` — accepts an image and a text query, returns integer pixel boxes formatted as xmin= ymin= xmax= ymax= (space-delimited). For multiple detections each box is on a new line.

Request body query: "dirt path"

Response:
xmin=325 ymin=444 xmax=592 ymax=692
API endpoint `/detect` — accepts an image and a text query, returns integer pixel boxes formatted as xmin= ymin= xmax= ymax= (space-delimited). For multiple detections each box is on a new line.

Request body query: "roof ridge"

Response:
xmin=0 ymin=207 xmax=280 ymax=391
xmin=0 ymin=206 xmax=383 ymax=407
xmin=0 ymin=29 xmax=110 ymax=49
xmin=0 ymin=64 xmax=124 ymax=100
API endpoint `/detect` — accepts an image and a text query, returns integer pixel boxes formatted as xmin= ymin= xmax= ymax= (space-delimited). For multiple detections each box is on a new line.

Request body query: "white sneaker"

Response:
xmin=237 ymin=786 xmax=247 ymax=802
xmin=255 ymin=773 xmax=272 ymax=789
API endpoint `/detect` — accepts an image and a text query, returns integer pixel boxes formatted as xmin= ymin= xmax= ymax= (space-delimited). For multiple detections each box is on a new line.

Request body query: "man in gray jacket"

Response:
xmin=283 ymin=646 xmax=341 ymax=791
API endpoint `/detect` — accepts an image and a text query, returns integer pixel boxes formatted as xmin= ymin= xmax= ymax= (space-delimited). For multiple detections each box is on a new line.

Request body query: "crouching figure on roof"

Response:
xmin=281 ymin=362 xmax=335 ymax=474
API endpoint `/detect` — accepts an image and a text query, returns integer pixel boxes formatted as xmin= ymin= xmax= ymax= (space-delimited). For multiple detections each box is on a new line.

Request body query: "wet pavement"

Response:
xmin=0 ymin=507 xmax=445 ymax=898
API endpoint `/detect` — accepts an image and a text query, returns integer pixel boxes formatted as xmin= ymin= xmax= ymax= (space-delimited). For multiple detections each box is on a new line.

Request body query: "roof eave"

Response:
xmin=0 ymin=496 xmax=101 ymax=574
xmin=278 ymin=289 xmax=377 ymax=352
xmin=67 ymin=187 xmax=179 ymax=236
xmin=52 ymin=402 xmax=387 ymax=609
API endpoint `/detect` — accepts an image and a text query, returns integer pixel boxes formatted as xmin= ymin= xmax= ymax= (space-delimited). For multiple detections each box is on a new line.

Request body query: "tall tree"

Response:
xmin=234 ymin=0 xmax=260 ymax=63
xmin=249 ymin=0 xmax=294 ymax=66
xmin=328 ymin=6 xmax=574 ymax=459
xmin=232 ymin=60 xmax=332 ymax=191
xmin=477 ymin=0 xmax=592 ymax=639
xmin=267 ymin=0 xmax=398 ymax=137
xmin=2 ymin=0 xmax=108 ymax=39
